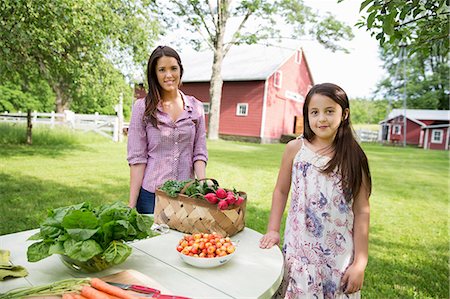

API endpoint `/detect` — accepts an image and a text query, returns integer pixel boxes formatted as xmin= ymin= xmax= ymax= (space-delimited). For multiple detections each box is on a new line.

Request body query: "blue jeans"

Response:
xmin=136 ymin=187 xmax=155 ymax=214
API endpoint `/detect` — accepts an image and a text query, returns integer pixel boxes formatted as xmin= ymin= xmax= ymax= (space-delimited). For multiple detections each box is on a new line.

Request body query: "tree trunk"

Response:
xmin=26 ymin=109 xmax=32 ymax=145
xmin=207 ymin=50 xmax=224 ymax=140
xmin=53 ymin=83 xmax=70 ymax=113
xmin=207 ymin=0 xmax=228 ymax=140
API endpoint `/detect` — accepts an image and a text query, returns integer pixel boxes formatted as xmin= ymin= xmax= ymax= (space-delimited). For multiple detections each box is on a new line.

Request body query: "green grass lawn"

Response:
xmin=0 ymin=124 xmax=448 ymax=298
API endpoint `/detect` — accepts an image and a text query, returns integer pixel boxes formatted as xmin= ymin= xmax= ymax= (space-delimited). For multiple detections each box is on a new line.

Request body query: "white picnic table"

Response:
xmin=0 ymin=227 xmax=283 ymax=298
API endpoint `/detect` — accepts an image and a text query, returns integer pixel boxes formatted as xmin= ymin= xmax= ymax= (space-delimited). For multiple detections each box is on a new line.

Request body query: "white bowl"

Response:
xmin=178 ymin=251 xmax=236 ymax=268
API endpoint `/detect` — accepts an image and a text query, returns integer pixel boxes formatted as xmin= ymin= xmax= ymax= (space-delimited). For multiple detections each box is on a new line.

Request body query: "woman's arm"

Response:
xmin=192 ymin=99 xmax=208 ymax=168
xmin=129 ymin=164 xmax=146 ymax=208
xmin=127 ymin=99 xmax=148 ymax=209
xmin=194 ymin=160 xmax=206 ymax=180
xmin=341 ymin=175 xmax=370 ymax=294
xmin=259 ymin=139 xmax=301 ymax=249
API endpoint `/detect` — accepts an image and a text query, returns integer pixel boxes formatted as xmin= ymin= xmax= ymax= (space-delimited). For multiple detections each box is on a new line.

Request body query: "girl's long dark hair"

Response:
xmin=144 ymin=45 xmax=184 ymax=127
xmin=303 ymin=83 xmax=372 ymax=202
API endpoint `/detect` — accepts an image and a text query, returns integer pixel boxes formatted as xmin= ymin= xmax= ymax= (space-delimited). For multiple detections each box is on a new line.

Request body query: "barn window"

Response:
xmin=203 ymin=103 xmax=210 ymax=114
xmin=393 ymin=125 xmax=401 ymax=135
xmin=295 ymin=50 xmax=302 ymax=64
xmin=236 ymin=103 xmax=248 ymax=116
xmin=431 ymin=129 xmax=443 ymax=143
xmin=274 ymin=71 xmax=282 ymax=88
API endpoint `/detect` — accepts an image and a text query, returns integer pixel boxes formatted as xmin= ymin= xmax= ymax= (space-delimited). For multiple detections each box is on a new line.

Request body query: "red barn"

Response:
xmin=179 ymin=45 xmax=314 ymax=143
xmin=379 ymin=109 xmax=450 ymax=150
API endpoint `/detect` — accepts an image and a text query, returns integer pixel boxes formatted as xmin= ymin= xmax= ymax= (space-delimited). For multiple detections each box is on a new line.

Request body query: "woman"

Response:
xmin=127 ymin=45 xmax=208 ymax=214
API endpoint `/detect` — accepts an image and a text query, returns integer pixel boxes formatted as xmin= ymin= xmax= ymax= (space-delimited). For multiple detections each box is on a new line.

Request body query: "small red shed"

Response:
xmin=179 ymin=45 xmax=314 ymax=143
xmin=379 ymin=109 xmax=450 ymax=150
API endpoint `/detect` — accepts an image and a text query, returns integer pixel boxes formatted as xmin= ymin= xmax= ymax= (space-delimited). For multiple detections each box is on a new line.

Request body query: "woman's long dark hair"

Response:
xmin=144 ymin=45 xmax=184 ymax=127
xmin=303 ymin=83 xmax=372 ymax=202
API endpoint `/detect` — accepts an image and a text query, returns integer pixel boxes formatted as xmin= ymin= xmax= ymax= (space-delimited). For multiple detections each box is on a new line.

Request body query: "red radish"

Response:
xmin=236 ymin=196 xmax=244 ymax=205
xmin=216 ymin=188 xmax=227 ymax=199
xmin=218 ymin=200 xmax=229 ymax=210
xmin=204 ymin=193 xmax=218 ymax=204
xmin=226 ymin=193 xmax=236 ymax=205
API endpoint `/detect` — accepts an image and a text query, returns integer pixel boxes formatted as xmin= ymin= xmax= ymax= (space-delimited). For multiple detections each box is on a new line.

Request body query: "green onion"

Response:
xmin=0 ymin=278 xmax=90 ymax=298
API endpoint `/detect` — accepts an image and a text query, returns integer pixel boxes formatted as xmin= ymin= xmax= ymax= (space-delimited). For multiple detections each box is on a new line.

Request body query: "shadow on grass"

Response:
xmin=0 ymin=124 xmax=90 ymax=158
xmin=0 ymin=172 xmax=129 ymax=235
xmin=0 ymin=143 xmax=89 ymax=159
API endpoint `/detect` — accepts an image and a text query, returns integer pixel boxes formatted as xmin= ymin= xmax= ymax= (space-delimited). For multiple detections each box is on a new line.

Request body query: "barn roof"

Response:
xmin=385 ymin=109 xmax=450 ymax=122
xmin=180 ymin=44 xmax=299 ymax=82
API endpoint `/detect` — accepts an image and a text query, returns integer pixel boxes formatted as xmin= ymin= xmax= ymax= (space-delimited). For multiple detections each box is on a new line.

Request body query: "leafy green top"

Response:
xmin=27 ymin=202 xmax=155 ymax=264
xmin=159 ymin=179 xmax=218 ymax=198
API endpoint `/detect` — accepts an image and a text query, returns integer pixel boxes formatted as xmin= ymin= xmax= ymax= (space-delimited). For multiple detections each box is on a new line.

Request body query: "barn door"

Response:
xmin=294 ymin=116 xmax=303 ymax=135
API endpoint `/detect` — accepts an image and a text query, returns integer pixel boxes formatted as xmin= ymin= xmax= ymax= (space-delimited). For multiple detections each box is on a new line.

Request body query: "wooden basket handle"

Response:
xmin=180 ymin=178 xmax=219 ymax=195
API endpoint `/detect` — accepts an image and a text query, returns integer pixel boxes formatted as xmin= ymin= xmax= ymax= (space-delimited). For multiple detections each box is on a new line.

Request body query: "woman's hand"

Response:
xmin=259 ymin=231 xmax=280 ymax=249
xmin=341 ymin=262 xmax=365 ymax=294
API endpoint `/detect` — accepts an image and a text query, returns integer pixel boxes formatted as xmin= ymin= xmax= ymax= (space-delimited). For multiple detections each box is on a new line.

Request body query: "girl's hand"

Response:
xmin=259 ymin=231 xmax=280 ymax=249
xmin=341 ymin=262 xmax=365 ymax=294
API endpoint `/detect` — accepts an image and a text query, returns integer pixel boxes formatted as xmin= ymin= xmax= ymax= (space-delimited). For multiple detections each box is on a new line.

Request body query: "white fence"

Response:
xmin=0 ymin=110 xmax=124 ymax=142
xmin=356 ymin=129 xmax=379 ymax=142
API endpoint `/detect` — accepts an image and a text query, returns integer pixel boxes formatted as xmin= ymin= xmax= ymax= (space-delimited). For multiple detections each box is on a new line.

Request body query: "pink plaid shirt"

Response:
xmin=127 ymin=92 xmax=208 ymax=192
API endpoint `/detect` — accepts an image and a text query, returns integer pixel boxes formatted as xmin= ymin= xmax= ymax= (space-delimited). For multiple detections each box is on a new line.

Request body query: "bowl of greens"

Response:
xmin=27 ymin=201 xmax=155 ymax=273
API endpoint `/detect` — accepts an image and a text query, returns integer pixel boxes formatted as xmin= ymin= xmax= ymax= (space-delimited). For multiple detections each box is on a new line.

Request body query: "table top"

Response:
xmin=0 ymin=227 xmax=283 ymax=298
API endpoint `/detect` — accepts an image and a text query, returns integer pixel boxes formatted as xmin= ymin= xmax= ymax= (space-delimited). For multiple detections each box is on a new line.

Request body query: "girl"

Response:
xmin=127 ymin=46 xmax=208 ymax=214
xmin=260 ymin=83 xmax=371 ymax=298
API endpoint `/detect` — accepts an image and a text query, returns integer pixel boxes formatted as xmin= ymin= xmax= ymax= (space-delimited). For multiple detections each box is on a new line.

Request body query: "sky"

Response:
xmin=155 ymin=0 xmax=386 ymax=99
xmin=301 ymin=0 xmax=386 ymax=99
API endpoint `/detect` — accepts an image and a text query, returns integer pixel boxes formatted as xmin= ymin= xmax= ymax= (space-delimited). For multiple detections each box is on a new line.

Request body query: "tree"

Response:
xmin=350 ymin=98 xmax=399 ymax=124
xmin=356 ymin=0 xmax=449 ymax=110
xmin=0 ymin=0 xmax=159 ymax=113
xmin=157 ymin=0 xmax=354 ymax=140
xmin=375 ymin=47 xmax=449 ymax=110
xmin=355 ymin=0 xmax=448 ymax=56
xmin=0 ymin=78 xmax=54 ymax=113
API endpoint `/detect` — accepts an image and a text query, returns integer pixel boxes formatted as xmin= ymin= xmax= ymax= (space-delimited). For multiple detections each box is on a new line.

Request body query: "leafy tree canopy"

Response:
xmin=355 ymin=0 xmax=449 ymax=110
xmin=355 ymin=0 xmax=448 ymax=56
xmin=375 ymin=47 xmax=449 ymax=110
xmin=0 ymin=0 xmax=159 ymax=113
xmin=350 ymin=98 xmax=400 ymax=124
xmin=159 ymin=0 xmax=354 ymax=54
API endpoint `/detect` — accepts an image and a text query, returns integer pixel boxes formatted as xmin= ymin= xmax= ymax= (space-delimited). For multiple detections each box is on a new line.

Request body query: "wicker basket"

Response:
xmin=154 ymin=180 xmax=246 ymax=237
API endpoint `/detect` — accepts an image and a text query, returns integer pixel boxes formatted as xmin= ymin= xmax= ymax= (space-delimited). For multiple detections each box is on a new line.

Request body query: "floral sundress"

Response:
xmin=278 ymin=138 xmax=360 ymax=299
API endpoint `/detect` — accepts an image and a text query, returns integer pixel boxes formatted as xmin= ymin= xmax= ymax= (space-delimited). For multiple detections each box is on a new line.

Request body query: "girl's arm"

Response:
xmin=129 ymin=164 xmax=146 ymax=208
xmin=341 ymin=175 xmax=370 ymax=294
xmin=259 ymin=139 xmax=301 ymax=249
xmin=194 ymin=160 xmax=206 ymax=179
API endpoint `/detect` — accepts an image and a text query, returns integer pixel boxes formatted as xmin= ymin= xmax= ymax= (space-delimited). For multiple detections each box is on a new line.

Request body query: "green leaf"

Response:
xmin=27 ymin=232 xmax=42 ymax=241
xmin=102 ymin=241 xmax=132 ymax=264
xmin=136 ymin=214 xmax=153 ymax=234
xmin=367 ymin=11 xmax=377 ymax=29
xmin=112 ymin=220 xmax=135 ymax=240
xmin=65 ymin=228 xmax=99 ymax=241
xmin=49 ymin=241 xmax=65 ymax=255
xmin=40 ymin=225 xmax=63 ymax=239
xmin=399 ymin=4 xmax=412 ymax=20
xmin=62 ymin=210 xmax=98 ymax=230
xmin=64 ymin=239 xmax=103 ymax=262
xmin=27 ymin=241 xmax=51 ymax=262
xmin=382 ymin=12 xmax=396 ymax=35
xmin=360 ymin=0 xmax=374 ymax=12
